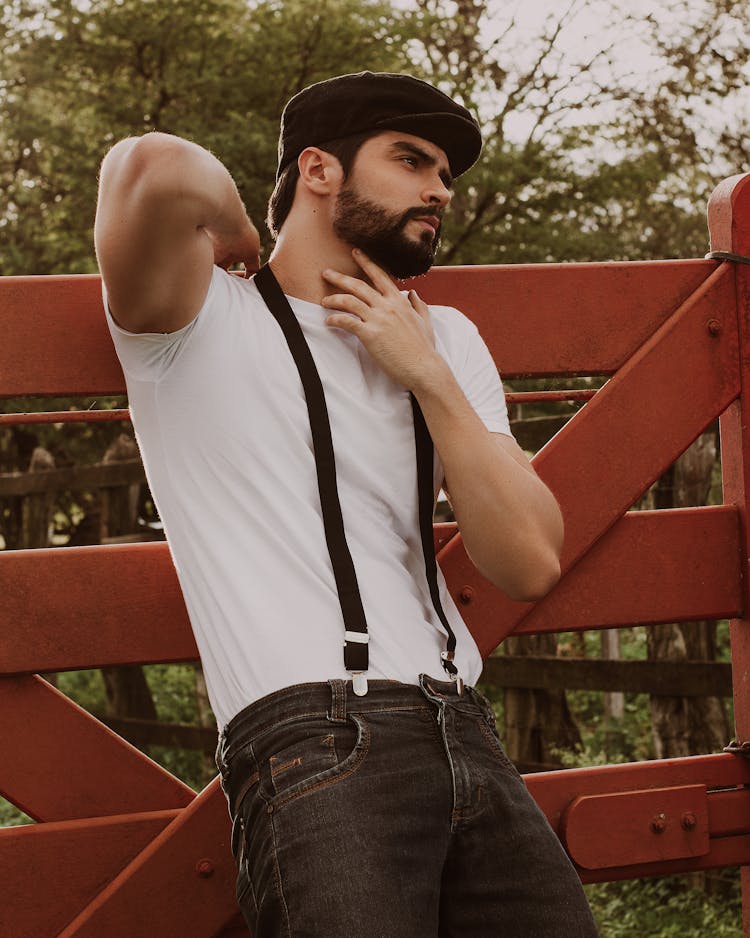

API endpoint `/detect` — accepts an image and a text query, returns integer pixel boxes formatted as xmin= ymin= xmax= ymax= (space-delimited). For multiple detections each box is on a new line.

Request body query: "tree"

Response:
xmin=0 ymin=0 xmax=421 ymax=276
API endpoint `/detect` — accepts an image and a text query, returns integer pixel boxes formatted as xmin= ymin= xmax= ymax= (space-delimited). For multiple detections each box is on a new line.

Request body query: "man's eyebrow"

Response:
xmin=388 ymin=141 xmax=453 ymax=188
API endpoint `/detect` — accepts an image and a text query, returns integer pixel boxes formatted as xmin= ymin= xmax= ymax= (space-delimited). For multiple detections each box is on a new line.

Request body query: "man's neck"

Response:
xmin=267 ymin=224 xmax=368 ymax=306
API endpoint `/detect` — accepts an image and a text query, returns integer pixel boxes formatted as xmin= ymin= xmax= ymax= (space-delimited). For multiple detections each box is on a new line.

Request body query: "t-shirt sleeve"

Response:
xmin=432 ymin=305 xmax=512 ymax=437
xmin=102 ymin=267 xmax=219 ymax=382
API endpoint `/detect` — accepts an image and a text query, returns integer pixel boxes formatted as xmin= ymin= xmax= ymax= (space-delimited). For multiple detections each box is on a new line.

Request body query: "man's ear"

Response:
xmin=297 ymin=147 xmax=343 ymax=195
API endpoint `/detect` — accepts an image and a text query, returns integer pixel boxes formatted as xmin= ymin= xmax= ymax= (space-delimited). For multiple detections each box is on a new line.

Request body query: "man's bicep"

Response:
xmin=95 ymin=135 xmax=214 ymax=334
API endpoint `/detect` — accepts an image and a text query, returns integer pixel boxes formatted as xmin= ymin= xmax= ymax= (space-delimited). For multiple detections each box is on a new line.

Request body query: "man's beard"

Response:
xmin=332 ymin=186 xmax=441 ymax=279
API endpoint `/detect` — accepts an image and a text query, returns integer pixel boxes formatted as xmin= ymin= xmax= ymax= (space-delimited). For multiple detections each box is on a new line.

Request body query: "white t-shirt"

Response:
xmin=104 ymin=267 xmax=511 ymax=727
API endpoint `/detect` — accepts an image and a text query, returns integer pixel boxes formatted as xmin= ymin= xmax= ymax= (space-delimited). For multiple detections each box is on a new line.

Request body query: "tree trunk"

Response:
xmin=502 ymin=632 xmax=583 ymax=771
xmin=97 ymin=434 xmax=157 ymax=724
xmin=20 ymin=446 xmax=55 ymax=549
xmin=648 ymin=429 xmax=728 ymax=758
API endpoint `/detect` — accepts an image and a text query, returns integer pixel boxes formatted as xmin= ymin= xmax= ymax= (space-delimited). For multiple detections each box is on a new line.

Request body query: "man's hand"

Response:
xmin=210 ymin=218 xmax=261 ymax=278
xmin=321 ymin=249 xmax=448 ymax=391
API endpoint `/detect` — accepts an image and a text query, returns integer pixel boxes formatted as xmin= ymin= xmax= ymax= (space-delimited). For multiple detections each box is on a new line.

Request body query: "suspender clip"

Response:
xmin=349 ymin=671 xmax=369 ymax=697
xmin=441 ymin=651 xmax=464 ymax=695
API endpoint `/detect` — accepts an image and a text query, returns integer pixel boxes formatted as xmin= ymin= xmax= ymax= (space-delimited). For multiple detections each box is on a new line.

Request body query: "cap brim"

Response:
xmin=374 ymin=112 xmax=482 ymax=177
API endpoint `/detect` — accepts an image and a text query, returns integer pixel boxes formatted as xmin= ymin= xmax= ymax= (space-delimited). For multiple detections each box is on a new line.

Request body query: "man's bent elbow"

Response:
xmin=509 ymin=556 xmax=562 ymax=603
xmin=486 ymin=550 xmax=562 ymax=604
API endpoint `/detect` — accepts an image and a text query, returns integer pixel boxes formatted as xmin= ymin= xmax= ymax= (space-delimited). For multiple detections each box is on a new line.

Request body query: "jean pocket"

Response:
xmin=264 ymin=713 xmax=370 ymax=807
xmin=269 ymin=732 xmax=338 ymax=794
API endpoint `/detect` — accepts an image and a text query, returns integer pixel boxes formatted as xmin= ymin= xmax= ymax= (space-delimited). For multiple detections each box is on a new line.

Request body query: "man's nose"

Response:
xmin=422 ymin=177 xmax=452 ymax=209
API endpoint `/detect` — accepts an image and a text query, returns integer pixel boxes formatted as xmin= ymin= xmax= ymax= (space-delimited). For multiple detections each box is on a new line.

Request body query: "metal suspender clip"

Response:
xmin=345 ymin=631 xmax=369 ymax=696
xmin=441 ymin=650 xmax=464 ymax=695
xmin=349 ymin=672 xmax=369 ymax=696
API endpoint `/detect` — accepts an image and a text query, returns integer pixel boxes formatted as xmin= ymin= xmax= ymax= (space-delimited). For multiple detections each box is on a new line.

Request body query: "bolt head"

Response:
xmin=681 ymin=812 xmax=697 ymax=831
xmin=650 ymin=813 xmax=667 ymax=834
xmin=459 ymin=586 xmax=475 ymax=605
xmin=196 ymin=858 xmax=215 ymax=878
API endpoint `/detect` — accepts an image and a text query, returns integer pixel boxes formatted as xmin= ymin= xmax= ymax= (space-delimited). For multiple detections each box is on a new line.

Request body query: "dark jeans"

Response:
xmin=215 ymin=676 xmax=599 ymax=938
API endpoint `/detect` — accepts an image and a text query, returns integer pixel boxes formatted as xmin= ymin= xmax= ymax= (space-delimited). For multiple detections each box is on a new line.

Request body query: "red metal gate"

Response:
xmin=2 ymin=173 xmax=750 ymax=936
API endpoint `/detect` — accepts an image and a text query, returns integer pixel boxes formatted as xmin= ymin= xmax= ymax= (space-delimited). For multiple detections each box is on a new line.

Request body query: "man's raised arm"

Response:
xmin=94 ymin=132 xmax=260 ymax=334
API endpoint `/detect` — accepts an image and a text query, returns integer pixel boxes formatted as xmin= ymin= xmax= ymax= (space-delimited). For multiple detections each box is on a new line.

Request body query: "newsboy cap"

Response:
xmin=277 ymin=71 xmax=482 ymax=180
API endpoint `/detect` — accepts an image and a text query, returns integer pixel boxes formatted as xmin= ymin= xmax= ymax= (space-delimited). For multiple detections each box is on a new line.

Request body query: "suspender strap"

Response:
xmin=254 ymin=265 xmax=369 ymax=673
xmin=254 ymin=263 xmax=461 ymax=690
xmin=410 ymin=394 xmax=459 ymax=682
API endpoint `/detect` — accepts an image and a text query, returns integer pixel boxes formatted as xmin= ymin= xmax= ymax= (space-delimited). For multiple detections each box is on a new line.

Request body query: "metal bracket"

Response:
xmin=562 ymin=784 xmax=709 ymax=870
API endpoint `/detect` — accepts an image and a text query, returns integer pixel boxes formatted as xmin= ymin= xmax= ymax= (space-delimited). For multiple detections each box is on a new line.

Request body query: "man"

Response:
xmin=95 ymin=71 xmax=598 ymax=937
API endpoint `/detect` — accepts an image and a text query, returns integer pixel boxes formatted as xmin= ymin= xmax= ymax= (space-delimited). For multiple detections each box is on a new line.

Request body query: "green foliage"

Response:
xmin=0 ymin=797 xmax=32 ymax=828
xmin=144 ymin=664 xmax=204 ymax=722
xmin=3 ymin=0 xmax=748 ymax=277
xmin=0 ymin=0 xmax=421 ymax=275
xmin=585 ymin=874 xmax=742 ymax=938
xmin=56 ymin=668 xmax=108 ymax=712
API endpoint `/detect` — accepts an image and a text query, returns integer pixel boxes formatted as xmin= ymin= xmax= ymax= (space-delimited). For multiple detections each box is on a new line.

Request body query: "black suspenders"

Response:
xmin=254 ymin=264 xmax=462 ymax=695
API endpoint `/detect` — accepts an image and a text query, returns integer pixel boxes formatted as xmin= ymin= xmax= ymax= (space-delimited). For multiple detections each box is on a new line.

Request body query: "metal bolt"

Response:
xmin=459 ymin=586 xmax=475 ymax=605
xmin=681 ymin=812 xmax=697 ymax=831
xmin=650 ymin=813 xmax=667 ymax=834
xmin=196 ymin=858 xmax=215 ymax=878
xmin=707 ymin=319 xmax=721 ymax=336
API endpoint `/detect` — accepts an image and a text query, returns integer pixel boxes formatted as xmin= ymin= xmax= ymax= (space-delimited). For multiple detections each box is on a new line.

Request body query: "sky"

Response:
xmin=417 ymin=0 xmax=750 ymax=169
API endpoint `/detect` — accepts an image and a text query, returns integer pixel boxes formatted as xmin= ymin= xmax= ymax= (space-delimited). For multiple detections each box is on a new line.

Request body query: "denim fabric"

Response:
xmin=216 ymin=676 xmax=599 ymax=938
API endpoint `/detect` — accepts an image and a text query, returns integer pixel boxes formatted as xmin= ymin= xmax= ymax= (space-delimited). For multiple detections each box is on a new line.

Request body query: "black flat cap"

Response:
xmin=277 ymin=71 xmax=482 ymax=180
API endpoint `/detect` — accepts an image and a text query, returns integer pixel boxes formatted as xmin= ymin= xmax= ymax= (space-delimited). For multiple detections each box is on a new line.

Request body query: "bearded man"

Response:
xmin=95 ymin=71 xmax=598 ymax=938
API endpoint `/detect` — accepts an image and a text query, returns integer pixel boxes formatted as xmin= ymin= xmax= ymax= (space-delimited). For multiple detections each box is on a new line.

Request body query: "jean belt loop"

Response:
xmin=328 ymin=678 xmax=348 ymax=723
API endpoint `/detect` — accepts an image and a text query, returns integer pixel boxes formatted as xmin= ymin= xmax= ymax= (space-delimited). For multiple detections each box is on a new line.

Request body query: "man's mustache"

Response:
xmin=399 ymin=207 xmax=443 ymax=241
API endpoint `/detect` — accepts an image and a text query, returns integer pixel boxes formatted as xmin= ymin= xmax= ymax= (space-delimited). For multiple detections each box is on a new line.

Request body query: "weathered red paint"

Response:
xmin=2 ymin=173 xmax=750 ymax=934
xmin=712 ymin=171 xmax=750 ymax=937
xmin=1 ymin=508 xmax=741 ymax=674
xmin=57 ymin=778 xmax=239 ymax=938
xmin=0 ymin=676 xmax=193 ymax=821
xmin=564 ymin=785 xmax=710 ymax=869
xmin=0 ymin=810 xmax=179 ymax=938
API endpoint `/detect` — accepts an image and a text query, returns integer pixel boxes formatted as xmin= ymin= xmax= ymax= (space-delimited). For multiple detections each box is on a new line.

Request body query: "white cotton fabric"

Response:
xmin=103 ymin=267 xmax=512 ymax=728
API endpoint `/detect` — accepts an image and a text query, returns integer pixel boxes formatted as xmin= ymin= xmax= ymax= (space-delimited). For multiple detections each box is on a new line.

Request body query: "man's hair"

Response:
xmin=266 ymin=130 xmax=377 ymax=239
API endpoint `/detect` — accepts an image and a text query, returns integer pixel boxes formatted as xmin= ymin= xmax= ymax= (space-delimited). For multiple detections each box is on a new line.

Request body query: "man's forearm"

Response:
xmin=413 ymin=361 xmax=564 ymax=602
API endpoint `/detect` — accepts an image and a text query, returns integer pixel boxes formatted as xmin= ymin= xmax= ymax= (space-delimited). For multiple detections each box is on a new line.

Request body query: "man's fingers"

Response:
xmin=321 ymin=267 xmax=379 ymax=304
xmin=351 ymin=248 xmax=394 ymax=291
xmin=244 ymin=253 xmax=261 ymax=278
xmin=321 ymin=293 xmax=369 ymax=319
xmin=408 ymin=290 xmax=429 ymax=315
xmin=325 ymin=312 xmax=366 ymax=336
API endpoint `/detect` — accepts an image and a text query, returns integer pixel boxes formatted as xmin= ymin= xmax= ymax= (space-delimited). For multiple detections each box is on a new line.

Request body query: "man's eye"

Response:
xmin=401 ymin=156 xmax=418 ymax=167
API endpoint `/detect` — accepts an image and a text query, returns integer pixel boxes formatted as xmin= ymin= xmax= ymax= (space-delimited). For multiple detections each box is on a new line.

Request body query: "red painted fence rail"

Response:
xmin=2 ymin=173 xmax=750 ymax=936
